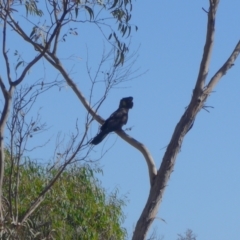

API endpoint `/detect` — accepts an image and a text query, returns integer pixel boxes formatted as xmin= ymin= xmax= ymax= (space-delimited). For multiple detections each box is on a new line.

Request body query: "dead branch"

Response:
xmin=194 ymin=0 xmax=219 ymax=94
xmin=132 ymin=0 xmax=240 ymax=239
xmin=4 ymin=81 xmax=60 ymax=222
xmin=206 ymin=40 xmax=240 ymax=94
xmin=19 ymin=120 xmax=90 ymax=224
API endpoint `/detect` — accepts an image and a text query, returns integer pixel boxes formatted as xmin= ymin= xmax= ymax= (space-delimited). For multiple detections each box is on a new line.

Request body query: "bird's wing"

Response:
xmin=101 ymin=108 xmax=128 ymax=132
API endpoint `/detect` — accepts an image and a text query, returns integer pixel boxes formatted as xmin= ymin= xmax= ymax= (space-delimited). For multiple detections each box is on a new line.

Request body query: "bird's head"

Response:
xmin=119 ymin=97 xmax=133 ymax=109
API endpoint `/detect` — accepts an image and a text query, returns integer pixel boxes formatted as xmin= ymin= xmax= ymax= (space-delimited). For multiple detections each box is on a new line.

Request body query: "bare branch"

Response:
xmin=117 ymin=131 xmax=157 ymax=185
xmin=3 ymin=80 xmax=61 ymax=224
xmin=132 ymin=2 xmax=240 ymax=239
xmin=45 ymin=53 xmax=105 ymax=123
xmin=194 ymin=0 xmax=219 ymax=94
xmin=43 ymin=51 xmax=157 ymax=184
xmin=0 ymin=85 xmax=14 ymax=221
xmin=52 ymin=0 xmax=61 ymax=55
xmin=5 ymin=5 xmax=71 ymax=86
xmin=205 ymin=40 xmax=240 ymax=94
xmin=20 ymin=122 xmax=90 ymax=224
xmin=0 ymin=77 xmax=8 ymax=100
xmin=2 ymin=13 xmax=12 ymax=84
xmin=7 ymin=21 xmax=54 ymax=86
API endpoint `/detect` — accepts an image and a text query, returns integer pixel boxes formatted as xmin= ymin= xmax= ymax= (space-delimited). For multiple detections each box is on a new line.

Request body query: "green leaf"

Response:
xmin=108 ymin=33 xmax=112 ymax=40
xmin=15 ymin=61 xmax=23 ymax=70
xmin=122 ymin=25 xmax=127 ymax=37
xmin=109 ymin=0 xmax=118 ymax=10
xmin=115 ymin=51 xmax=124 ymax=67
xmin=25 ymin=0 xmax=43 ymax=17
xmin=118 ymin=23 xmax=122 ymax=31
xmin=75 ymin=7 xmax=79 ymax=18
xmin=127 ymin=26 xmax=131 ymax=38
xmin=84 ymin=6 xmax=94 ymax=20
xmin=29 ymin=27 xmax=37 ymax=39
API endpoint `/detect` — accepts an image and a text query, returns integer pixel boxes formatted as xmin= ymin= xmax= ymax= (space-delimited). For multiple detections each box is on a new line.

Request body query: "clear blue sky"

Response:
xmin=1 ymin=0 xmax=240 ymax=239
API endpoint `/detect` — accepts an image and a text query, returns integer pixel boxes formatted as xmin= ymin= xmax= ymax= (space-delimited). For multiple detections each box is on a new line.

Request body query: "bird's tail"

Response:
xmin=91 ymin=130 xmax=109 ymax=145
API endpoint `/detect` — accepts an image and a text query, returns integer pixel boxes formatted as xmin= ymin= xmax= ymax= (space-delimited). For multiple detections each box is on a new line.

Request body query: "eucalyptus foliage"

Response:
xmin=3 ymin=152 xmax=127 ymax=239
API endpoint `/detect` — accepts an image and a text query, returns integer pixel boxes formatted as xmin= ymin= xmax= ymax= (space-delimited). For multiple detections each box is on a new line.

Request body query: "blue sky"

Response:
xmin=1 ymin=0 xmax=240 ymax=239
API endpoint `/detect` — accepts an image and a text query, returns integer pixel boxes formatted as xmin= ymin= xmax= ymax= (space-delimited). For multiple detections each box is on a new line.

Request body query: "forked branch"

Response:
xmin=205 ymin=40 xmax=240 ymax=94
xmin=132 ymin=0 xmax=240 ymax=239
xmin=194 ymin=0 xmax=219 ymax=94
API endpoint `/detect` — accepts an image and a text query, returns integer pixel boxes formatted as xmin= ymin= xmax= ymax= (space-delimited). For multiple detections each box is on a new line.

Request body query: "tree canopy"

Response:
xmin=3 ymin=150 xmax=127 ymax=239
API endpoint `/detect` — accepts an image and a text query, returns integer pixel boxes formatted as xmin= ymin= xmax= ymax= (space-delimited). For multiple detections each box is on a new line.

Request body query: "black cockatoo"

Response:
xmin=91 ymin=97 xmax=133 ymax=145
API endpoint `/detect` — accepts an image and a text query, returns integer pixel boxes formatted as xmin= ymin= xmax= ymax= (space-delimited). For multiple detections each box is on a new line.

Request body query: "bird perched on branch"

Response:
xmin=91 ymin=97 xmax=133 ymax=145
